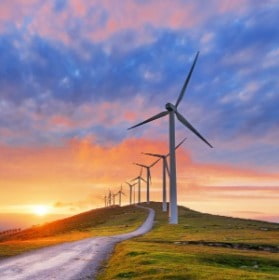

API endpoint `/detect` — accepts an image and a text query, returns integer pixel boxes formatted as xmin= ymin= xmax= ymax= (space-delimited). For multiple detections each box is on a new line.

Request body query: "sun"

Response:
xmin=32 ymin=205 xmax=50 ymax=216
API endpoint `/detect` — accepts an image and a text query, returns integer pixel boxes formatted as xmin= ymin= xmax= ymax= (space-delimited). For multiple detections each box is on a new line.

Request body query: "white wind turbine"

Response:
xmin=128 ymin=52 xmax=213 ymax=224
xmin=112 ymin=192 xmax=117 ymax=206
xmin=117 ymin=185 xmax=125 ymax=206
xmin=131 ymin=167 xmax=147 ymax=204
xmin=108 ymin=190 xmax=112 ymax=206
xmin=142 ymin=138 xmax=186 ymax=212
xmin=134 ymin=158 xmax=160 ymax=204
xmin=133 ymin=181 xmax=136 ymax=204
xmin=126 ymin=181 xmax=137 ymax=205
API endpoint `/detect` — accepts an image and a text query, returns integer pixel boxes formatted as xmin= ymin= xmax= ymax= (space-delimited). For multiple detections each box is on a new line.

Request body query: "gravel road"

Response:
xmin=0 ymin=205 xmax=155 ymax=280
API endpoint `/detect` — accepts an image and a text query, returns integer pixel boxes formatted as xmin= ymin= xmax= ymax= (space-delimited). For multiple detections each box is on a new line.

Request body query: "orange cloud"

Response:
xmin=0 ymin=137 xmax=278 ymax=218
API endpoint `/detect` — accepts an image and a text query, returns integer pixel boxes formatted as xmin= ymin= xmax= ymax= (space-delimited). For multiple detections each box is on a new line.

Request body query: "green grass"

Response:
xmin=1 ymin=202 xmax=278 ymax=279
xmin=0 ymin=205 xmax=147 ymax=258
xmin=97 ymin=202 xmax=279 ymax=280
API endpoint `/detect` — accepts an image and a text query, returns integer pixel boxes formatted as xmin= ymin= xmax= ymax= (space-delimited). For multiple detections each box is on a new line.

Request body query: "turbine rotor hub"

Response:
xmin=165 ymin=103 xmax=176 ymax=111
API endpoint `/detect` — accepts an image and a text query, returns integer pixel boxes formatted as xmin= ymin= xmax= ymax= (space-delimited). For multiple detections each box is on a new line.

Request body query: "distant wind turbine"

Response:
xmin=142 ymin=137 xmax=186 ymax=212
xmin=134 ymin=158 xmax=160 ymax=204
xmin=131 ymin=167 xmax=147 ymax=204
xmin=126 ymin=181 xmax=137 ymax=205
xmin=112 ymin=193 xmax=117 ymax=206
xmin=133 ymin=182 xmax=136 ymax=204
xmin=108 ymin=190 xmax=112 ymax=206
xmin=128 ymin=52 xmax=213 ymax=224
xmin=117 ymin=185 xmax=125 ymax=206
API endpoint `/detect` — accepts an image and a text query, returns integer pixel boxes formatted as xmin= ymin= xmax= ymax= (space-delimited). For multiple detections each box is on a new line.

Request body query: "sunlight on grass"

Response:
xmin=0 ymin=205 xmax=147 ymax=259
xmin=97 ymin=202 xmax=279 ymax=280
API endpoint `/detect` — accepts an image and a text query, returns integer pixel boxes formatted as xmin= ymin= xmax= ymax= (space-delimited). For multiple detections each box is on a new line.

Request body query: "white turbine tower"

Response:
xmin=132 ymin=167 xmax=146 ymax=204
xmin=142 ymin=138 xmax=186 ymax=212
xmin=126 ymin=182 xmax=137 ymax=205
xmin=128 ymin=52 xmax=212 ymax=224
xmin=117 ymin=185 xmax=125 ymax=206
xmin=112 ymin=193 xmax=117 ymax=206
xmin=133 ymin=182 xmax=136 ymax=204
xmin=108 ymin=190 xmax=112 ymax=206
xmin=134 ymin=158 xmax=160 ymax=204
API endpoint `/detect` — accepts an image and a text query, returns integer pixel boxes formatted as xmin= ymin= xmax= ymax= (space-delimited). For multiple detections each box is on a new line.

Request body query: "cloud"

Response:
xmin=0 ymin=0 xmax=271 ymax=46
xmin=53 ymin=194 xmax=99 ymax=212
xmin=0 ymin=137 xmax=278 ymax=203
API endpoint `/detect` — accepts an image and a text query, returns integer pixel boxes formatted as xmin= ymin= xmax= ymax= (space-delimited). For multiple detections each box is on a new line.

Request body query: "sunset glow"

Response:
xmin=32 ymin=205 xmax=50 ymax=217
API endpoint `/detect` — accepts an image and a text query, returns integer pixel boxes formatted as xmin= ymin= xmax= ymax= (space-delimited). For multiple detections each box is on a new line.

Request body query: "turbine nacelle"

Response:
xmin=165 ymin=103 xmax=176 ymax=112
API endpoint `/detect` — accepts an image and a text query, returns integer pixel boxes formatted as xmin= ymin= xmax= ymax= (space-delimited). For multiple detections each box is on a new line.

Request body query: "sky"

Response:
xmin=0 ymin=0 xmax=279 ymax=228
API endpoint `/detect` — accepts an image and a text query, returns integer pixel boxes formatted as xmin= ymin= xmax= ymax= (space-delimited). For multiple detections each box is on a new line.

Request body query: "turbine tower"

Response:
xmin=128 ymin=52 xmax=212 ymax=224
xmin=133 ymin=181 xmax=136 ymax=204
xmin=134 ymin=158 xmax=160 ymax=204
xmin=142 ymin=138 xmax=186 ymax=212
xmin=117 ymin=185 xmax=125 ymax=206
xmin=112 ymin=193 xmax=117 ymax=206
xmin=108 ymin=190 xmax=112 ymax=206
xmin=132 ymin=167 xmax=146 ymax=204
xmin=104 ymin=195 xmax=107 ymax=207
xmin=126 ymin=182 xmax=137 ymax=205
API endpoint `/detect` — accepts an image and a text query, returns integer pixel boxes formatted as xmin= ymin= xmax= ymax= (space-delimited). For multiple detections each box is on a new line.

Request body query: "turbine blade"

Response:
xmin=140 ymin=176 xmax=147 ymax=183
xmin=175 ymin=111 xmax=213 ymax=148
xmin=134 ymin=163 xmax=147 ymax=168
xmin=142 ymin=152 xmax=163 ymax=158
xmin=166 ymin=137 xmax=187 ymax=157
xmin=175 ymin=137 xmax=187 ymax=150
xmin=165 ymin=159 xmax=170 ymax=177
xmin=175 ymin=52 xmax=199 ymax=108
xmin=150 ymin=158 xmax=161 ymax=167
xmin=128 ymin=111 xmax=169 ymax=130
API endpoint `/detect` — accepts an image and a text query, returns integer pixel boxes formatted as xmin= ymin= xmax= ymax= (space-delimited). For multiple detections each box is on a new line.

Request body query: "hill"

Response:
xmin=0 ymin=205 xmax=147 ymax=258
xmin=1 ymin=202 xmax=278 ymax=279
xmin=97 ymin=202 xmax=279 ymax=280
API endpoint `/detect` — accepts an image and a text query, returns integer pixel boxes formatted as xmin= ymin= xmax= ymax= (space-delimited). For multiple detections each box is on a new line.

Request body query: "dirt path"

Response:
xmin=0 ymin=205 xmax=155 ymax=280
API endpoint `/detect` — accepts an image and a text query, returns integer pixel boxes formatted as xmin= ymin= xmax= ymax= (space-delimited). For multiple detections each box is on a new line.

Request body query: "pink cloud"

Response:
xmin=0 ymin=0 xmax=260 ymax=45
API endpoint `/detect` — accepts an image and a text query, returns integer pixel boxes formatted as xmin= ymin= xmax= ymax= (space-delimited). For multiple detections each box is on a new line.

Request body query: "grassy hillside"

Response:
xmin=97 ymin=202 xmax=279 ymax=280
xmin=0 ymin=205 xmax=147 ymax=258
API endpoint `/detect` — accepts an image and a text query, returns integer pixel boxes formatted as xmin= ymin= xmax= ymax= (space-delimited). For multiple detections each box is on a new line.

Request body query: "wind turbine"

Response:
xmin=142 ymin=138 xmax=186 ymax=212
xmin=134 ymin=158 xmax=160 ymax=204
xmin=132 ymin=167 xmax=147 ymax=204
xmin=128 ymin=52 xmax=213 ymax=224
xmin=133 ymin=181 xmax=136 ymax=204
xmin=112 ymin=193 xmax=117 ymax=206
xmin=126 ymin=182 xmax=137 ymax=205
xmin=108 ymin=190 xmax=112 ymax=206
xmin=117 ymin=185 xmax=125 ymax=206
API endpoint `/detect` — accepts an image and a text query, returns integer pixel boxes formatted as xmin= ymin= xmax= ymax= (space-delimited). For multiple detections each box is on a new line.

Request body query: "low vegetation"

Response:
xmin=0 ymin=205 xmax=147 ymax=258
xmin=97 ymin=202 xmax=279 ymax=280
xmin=1 ymin=202 xmax=278 ymax=279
